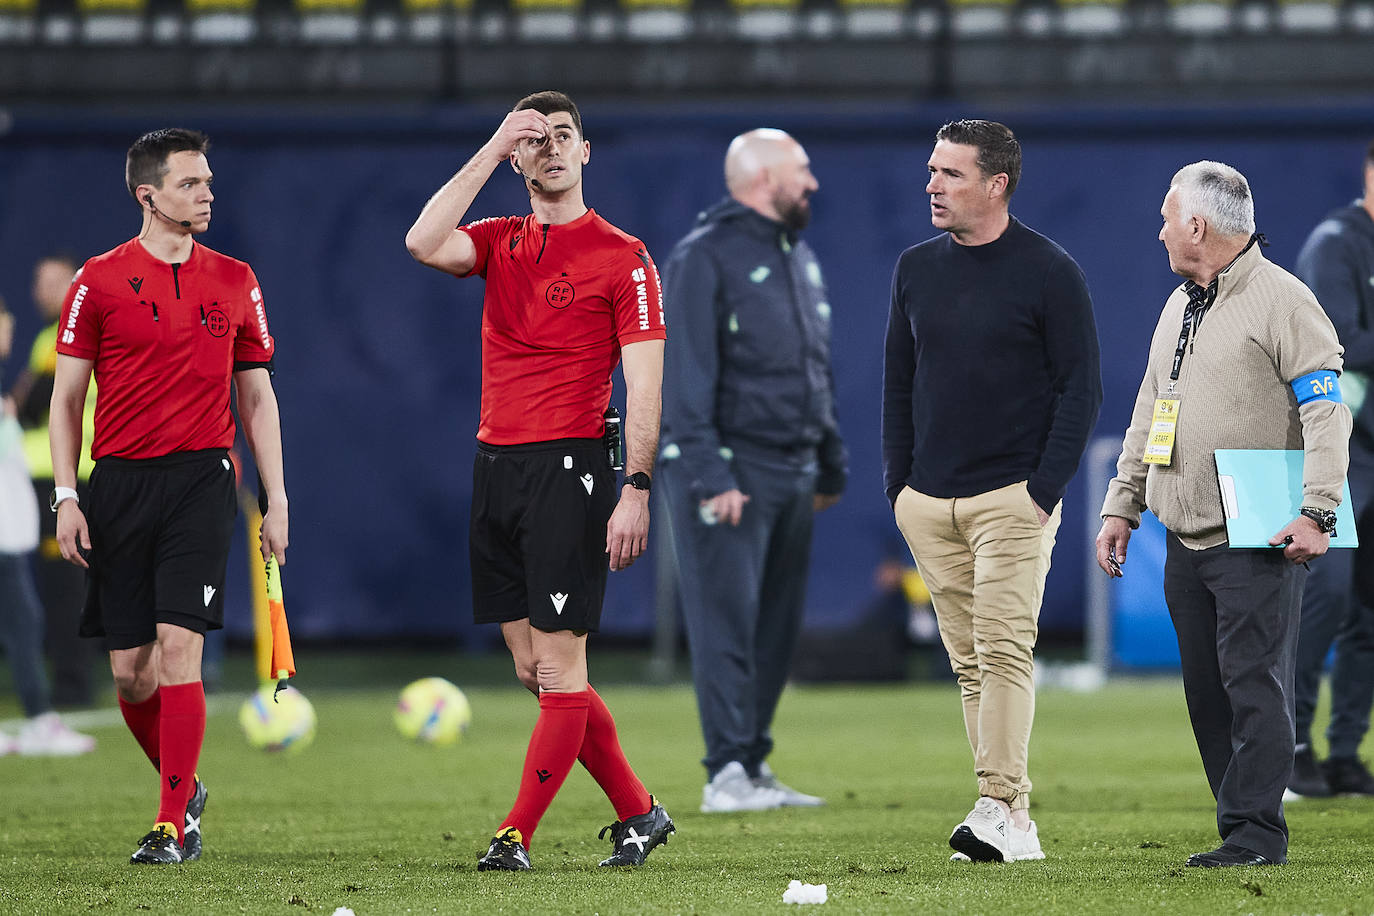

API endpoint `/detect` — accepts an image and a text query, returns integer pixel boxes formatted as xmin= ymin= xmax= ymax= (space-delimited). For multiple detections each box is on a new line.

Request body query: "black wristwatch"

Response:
xmin=1300 ymin=506 xmax=1338 ymax=535
xmin=623 ymin=472 xmax=652 ymax=493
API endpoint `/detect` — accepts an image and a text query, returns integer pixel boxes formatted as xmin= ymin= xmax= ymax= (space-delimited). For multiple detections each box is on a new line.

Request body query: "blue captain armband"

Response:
xmin=1291 ymin=370 xmax=1342 ymax=405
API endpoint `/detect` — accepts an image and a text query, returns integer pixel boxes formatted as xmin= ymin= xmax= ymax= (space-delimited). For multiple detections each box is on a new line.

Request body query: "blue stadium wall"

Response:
xmin=3 ymin=101 xmax=1371 ymax=645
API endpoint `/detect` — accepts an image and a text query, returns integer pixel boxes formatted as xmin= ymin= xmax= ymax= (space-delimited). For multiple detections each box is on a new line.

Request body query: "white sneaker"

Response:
xmin=1006 ymin=820 xmax=1045 ymax=861
xmin=754 ymin=763 xmax=825 ymax=807
xmin=0 ymin=731 xmax=15 ymax=756
xmin=15 ymin=712 xmax=96 ymax=757
xmin=701 ymin=761 xmax=785 ymax=813
xmin=949 ymin=797 xmax=1046 ymax=862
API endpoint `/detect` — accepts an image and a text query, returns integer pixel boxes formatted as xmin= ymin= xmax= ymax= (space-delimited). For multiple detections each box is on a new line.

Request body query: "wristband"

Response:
xmin=50 ymin=487 xmax=79 ymax=512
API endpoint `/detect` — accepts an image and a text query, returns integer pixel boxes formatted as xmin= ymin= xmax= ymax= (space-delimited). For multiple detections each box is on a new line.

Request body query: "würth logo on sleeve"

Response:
xmin=61 ymin=284 xmax=89 ymax=345
xmin=545 ymin=279 xmax=575 ymax=309
xmin=631 ymin=267 xmax=649 ymax=331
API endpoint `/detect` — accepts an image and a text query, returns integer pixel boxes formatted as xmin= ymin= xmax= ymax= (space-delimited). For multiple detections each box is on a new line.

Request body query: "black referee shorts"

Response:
xmin=470 ymin=438 xmax=616 ymax=632
xmin=80 ymin=449 xmax=238 ymax=651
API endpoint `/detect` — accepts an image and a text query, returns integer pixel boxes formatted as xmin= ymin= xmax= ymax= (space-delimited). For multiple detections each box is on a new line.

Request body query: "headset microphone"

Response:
xmin=145 ymin=195 xmax=192 ymax=228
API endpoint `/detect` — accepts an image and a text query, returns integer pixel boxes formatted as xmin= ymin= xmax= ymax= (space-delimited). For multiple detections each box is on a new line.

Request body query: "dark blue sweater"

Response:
xmin=882 ymin=217 xmax=1102 ymax=510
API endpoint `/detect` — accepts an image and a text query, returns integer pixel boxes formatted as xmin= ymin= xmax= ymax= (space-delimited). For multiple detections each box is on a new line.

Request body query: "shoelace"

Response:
xmin=140 ymin=827 xmax=178 ymax=849
xmin=597 ymin=821 xmax=624 ymax=843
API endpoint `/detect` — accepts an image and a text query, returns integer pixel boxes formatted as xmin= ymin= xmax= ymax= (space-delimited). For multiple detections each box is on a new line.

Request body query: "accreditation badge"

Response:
xmin=1142 ymin=398 xmax=1180 ymax=466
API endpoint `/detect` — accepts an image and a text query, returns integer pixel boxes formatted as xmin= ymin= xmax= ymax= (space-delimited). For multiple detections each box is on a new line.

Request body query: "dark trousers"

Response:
xmin=1293 ymin=453 xmax=1374 ymax=759
xmin=1164 ymin=534 xmax=1304 ymax=862
xmin=33 ymin=478 xmax=97 ymax=706
xmin=660 ymin=447 xmax=817 ymax=778
xmin=0 ymin=552 xmax=52 ymax=718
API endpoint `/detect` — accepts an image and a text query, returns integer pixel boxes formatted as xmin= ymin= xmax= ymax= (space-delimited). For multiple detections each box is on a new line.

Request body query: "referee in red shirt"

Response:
xmin=50 ymin=128 xmax=288 ymax=865
xmin=406 ymin=91 xmax=673 ymax=871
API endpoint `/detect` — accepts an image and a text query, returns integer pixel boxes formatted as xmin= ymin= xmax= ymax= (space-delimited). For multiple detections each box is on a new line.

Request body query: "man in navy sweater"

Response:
xmin=882 ymin=120 xmax=1101 ymax=862
xmin=1287 ymin=138 xmax=1374 ymax=799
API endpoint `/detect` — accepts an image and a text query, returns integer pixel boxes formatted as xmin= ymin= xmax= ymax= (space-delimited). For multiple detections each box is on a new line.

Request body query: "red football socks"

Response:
xmin=155 ymin=682 xmax=206 ymax=843
xmin=579 ymin=685 xmax=651 ymax=821
xmin=499 ymin=690 xmax=590 ymax=847
xmin=118 ymin=688 xmax=162 ymax=772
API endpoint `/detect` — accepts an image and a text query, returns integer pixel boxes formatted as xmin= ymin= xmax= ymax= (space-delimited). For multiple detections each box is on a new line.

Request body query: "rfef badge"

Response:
xmin=1143 ymin=398 xmax=1180 ymax=466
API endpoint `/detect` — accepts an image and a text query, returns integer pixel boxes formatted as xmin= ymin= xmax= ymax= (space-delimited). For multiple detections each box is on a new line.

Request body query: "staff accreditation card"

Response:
xmin=1143 ymin=398 xmax=1180 ymax=465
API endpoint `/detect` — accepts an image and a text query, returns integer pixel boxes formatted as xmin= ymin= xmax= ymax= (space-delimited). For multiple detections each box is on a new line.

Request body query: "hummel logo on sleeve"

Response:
xmin=550 ymin=593 xmax=569 ymax=615
xmin=203 ymin=585 xmax=217 ymax=607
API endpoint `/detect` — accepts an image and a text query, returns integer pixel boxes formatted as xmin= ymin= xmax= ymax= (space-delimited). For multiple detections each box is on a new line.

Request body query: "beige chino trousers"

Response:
xmin=894 ymin=480 xmax=1060 ymax=810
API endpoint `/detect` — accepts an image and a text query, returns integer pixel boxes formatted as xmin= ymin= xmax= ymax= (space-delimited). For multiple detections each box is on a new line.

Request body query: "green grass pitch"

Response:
xmin=3 ymin=653 xmax=1374 ymax=915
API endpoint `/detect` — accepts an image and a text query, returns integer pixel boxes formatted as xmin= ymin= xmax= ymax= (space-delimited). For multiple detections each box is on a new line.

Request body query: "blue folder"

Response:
xmin=1214 ymin=449 xmax=1359 ymax=549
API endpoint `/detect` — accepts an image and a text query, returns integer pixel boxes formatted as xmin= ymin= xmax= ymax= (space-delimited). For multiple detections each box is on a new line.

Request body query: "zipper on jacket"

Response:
xmin=536 ymin=224 xmax=550 ymax=264
xmin=142 ymin=300 xmax=158 ymax=322
xmin=171 ymin=262 xmax=182 ymax=299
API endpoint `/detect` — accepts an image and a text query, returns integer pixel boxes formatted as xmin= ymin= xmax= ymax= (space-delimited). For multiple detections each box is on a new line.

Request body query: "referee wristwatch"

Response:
xmin=50 ymin=487 xmax=79 ymax=512
xmin=1300 ymin=506 xmax=1338 ymax=536
xmin=623 ymin=472 xmax=652 ymax=493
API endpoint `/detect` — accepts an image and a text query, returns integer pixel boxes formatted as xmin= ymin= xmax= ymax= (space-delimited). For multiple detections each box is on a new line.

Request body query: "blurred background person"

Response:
xmin=1287 ymin=139 xmax=1374 ymax=799
xmin=659 ymin=128 xmax=847 ymax=814
xmin=9 ymin=253 xmax=100 ymax=709
xmin=0 ymin=295 xmax=96 ymax=757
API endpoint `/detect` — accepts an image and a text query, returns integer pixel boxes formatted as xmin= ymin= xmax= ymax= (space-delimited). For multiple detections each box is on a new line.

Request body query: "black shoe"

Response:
xmin=477 ymin=827 xmax=531 ymax=871
xmin=1288 ymin=745 xmax=1333 ymax=798
xmin=1185 ymin=843 xmax=1279 ymax=868
xmin=1323 ymin=756 xmax=1374 ymax=795
xmin=130 ymin=824 xmax=184 ymax=865
xmin=182 ymin=779 xmax=208 ymax=861
xmin=598 ymin=796 xmax=675 ymax=867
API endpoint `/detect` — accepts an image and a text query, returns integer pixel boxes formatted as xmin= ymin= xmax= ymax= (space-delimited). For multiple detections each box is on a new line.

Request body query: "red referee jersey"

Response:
xmin=461 ymin=209 xmax=666 ymax=445
xmin=55 ymin=238 xmax=275 ymax=460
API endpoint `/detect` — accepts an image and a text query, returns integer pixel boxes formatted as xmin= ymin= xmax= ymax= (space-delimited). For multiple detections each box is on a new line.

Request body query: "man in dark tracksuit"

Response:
xmin=659 ymin=129 xmax=847 ymax=814
xmin=1287 ymin=139 xmax=1374 ymax=798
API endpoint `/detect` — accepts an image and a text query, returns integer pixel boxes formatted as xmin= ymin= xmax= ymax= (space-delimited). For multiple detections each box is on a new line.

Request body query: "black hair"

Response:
xmin=935 ymin=120 xmax=1021 ymax=200
xmin=513 ymin=91 xmax=583 ymax=138
xmin=125 ymin=128 xmax=209 ymax=200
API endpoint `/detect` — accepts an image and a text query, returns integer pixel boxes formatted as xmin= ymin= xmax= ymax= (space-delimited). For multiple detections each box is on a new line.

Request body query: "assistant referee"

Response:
xmin=50 ymin=128 xmax=288 ymax=865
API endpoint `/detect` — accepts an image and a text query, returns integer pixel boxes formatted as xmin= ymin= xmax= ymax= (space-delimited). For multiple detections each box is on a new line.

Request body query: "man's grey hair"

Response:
xmin=1170 ymin=161 xmax=1255 ymax=237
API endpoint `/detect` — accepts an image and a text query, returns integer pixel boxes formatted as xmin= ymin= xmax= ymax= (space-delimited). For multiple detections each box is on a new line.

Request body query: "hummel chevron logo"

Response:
xmin=168 ymin=775 xmax=181 ymax=790
xmin=536 ymin=769 xmax=552 ymax=784
xmin=621 ymin=827 xmax=649 ymax=851
xmin=128 ymin=277 xmax=144 ymax=293
xmin=203 ymin=585 xmax=216 ymax=607
xmin=580 ymin=473 xmax=594 ymax=494
xmin=550 ymin=593 xmax=569 ymax=615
